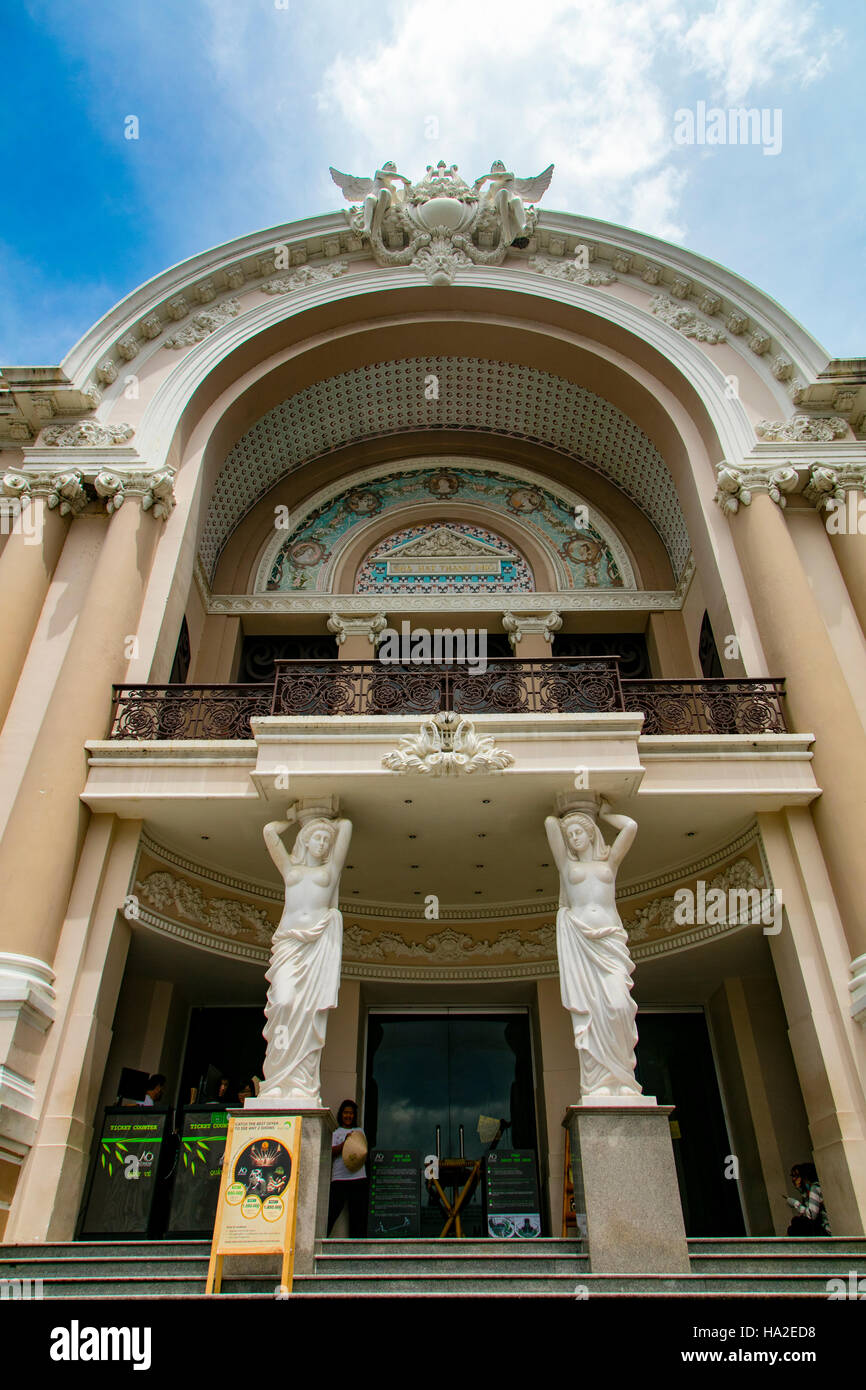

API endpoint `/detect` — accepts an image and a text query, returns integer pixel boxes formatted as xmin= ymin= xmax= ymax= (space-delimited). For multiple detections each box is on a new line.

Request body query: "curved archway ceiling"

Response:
xmin=202 ymin=357 xmax=689 ymax=581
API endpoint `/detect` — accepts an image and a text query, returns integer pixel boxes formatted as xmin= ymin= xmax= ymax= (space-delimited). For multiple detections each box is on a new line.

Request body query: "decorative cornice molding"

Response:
xmin=622 ymin=856 xmax=765 ymax=942
xmin=204 ymin=588 xmax=686 ymax=616
xmin=127 ymin=823 xmax=770 ymax=977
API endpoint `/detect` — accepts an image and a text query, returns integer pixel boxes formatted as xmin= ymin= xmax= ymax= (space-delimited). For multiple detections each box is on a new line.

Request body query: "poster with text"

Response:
xmin=210 ymin=1114 xmax=301 ymax=1255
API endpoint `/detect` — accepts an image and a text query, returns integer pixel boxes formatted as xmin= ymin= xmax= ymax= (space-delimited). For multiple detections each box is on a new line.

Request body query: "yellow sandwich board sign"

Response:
xmin=206 ymin=1113 xmax=302 ymax=1295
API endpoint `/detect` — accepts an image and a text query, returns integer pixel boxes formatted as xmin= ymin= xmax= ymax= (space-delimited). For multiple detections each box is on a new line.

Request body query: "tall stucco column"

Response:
xmin=536 ymin=977 xmax=581 ymax=1233
xmin=502 ymin=610 xmax=562 ymax=660
xmin=0 ymin=488 xmax=68 ymax=730
xmin=4 ymin=815 xmax=140 ymax=1242
xmin=758 ymin=808 xmax=866 ymax=1234
xmin=804 ymin=468 xmax=866 ymax=639
xmin=708 ymin=977 xmax=812 ymax=1234
xmin=717 ymin=474 xmax=866 ymax=976
xmin=321 ymin=978 xmax=361 ymax=1114
xmin=0 ymin=491 xmax=163 ymax=967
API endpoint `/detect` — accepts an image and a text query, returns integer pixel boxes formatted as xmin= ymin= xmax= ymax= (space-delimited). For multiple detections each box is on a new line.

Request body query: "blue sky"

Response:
xmin=2 ymin=0 xmax=863 ymax=364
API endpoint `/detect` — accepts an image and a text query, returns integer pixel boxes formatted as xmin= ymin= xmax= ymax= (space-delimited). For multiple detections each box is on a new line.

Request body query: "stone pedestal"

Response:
xmin=240 ymin=1104 xmax=335 ymax=1276
xmin=564 ymin=1102 xmax=689 ymax=1273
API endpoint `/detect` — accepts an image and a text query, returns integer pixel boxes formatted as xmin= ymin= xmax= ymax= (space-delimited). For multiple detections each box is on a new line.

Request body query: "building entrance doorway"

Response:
xmin=363 ymin=1010 xmax=540 ymax=1237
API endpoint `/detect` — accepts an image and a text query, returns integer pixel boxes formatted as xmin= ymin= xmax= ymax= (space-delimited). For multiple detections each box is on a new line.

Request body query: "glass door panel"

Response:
xmin=364 ymin=1012 xmax=539 ymax=1237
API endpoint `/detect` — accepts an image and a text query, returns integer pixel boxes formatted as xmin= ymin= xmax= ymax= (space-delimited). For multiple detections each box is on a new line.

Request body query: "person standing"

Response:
xmin=328 ymin=1100 xmax=368 ymax=1237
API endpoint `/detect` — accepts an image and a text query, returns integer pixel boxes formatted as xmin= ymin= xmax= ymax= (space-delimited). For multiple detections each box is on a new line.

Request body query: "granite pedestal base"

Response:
xmin=564 ymin=1103 xmax=689 ymax=1273
xmin=233 ymin=1104 xmax=335 ymax=1277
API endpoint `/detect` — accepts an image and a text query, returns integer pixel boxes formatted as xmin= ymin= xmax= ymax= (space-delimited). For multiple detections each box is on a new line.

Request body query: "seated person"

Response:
xmin=785 ymin=1162 xmax=830 ymax=1235
xmin=141 ymin=1074 xmax=166 ymax=1107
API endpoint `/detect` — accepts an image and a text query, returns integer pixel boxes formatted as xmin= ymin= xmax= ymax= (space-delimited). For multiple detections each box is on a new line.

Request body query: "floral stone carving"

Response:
xmin=163 ymin=298 xmax=241 ymax=349
xmin=261 ymin=262 xmax=348 ymax=294
xmin=755 ymin=415 xmax=848 ymax=442
xmin=40 ymin=421 xmax=135 ymax=447
xmin=382 ymin=711 xmax=515 ymax=775
xmin=528 ymin=254 xmax=616 ymax=287
xmin=649 ymin=296 xmax=726 ymax=343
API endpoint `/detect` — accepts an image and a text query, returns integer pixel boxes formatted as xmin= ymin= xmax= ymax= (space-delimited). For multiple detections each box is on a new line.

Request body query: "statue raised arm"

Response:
xmin=545 ymin=798 xmax=642 ymax=1098
xmin=257 ymin=810 xmax=353 ymax=1106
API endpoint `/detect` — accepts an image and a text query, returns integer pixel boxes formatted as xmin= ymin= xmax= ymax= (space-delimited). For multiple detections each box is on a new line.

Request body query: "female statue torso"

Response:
xmin=257 ymin=814 xmax=352 ymax=1105
xmin=545 ymin=801 xmax=642 ymax=1098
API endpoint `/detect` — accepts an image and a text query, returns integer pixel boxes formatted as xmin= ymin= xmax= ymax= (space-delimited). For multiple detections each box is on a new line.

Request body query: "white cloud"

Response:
xmin=316 ymin=0 xmax=691 ymax=238
xmin=679 ymin=0 xmax=841 ymax=105
xmin=312 ymin=0 xmax=840 ymax=239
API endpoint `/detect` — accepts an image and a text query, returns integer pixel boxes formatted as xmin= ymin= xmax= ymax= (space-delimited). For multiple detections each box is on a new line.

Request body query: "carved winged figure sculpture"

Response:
xmin=330 ymin=161 xmax=411 ymax=238
xmin=473 ymin=161 xmax=555 ymax=242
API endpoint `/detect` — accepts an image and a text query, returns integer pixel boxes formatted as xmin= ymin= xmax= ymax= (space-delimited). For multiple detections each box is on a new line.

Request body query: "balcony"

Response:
xmin=109 ymin=659 xmax=788 ymax=739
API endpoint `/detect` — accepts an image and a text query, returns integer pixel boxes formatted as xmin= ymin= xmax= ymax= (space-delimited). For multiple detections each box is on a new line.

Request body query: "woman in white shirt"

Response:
xmin=328 ymin=1100 xmax=368 ymax=1237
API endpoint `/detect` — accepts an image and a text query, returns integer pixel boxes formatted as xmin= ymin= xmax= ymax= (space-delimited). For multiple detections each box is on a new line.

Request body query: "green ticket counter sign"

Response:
xmin=484 ymin=1149 xmax=541 ymax=1239
xmin=368 ymin=1149 xmax=421 ymax=1238
xmin=80 ymin=1106 xmax=170 ymax=1238
xmin=166 ymin=1106 xmax=230 ymax=1236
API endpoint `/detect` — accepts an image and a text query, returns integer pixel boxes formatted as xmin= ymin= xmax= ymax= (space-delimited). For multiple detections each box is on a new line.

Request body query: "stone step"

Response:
xmin=7 ymin=1275 xmax=275 ymax=1298
xmin=0 ymin=1255 xmax=211 ymax=1278
xmin=1 ymin=1235 xmax=861 ymax=1299
xmin=0 ymin=1241 xmax=210 ymax=1260
xmin=292 ymin=1271 xmax=837 ymax=1295
xmin=319 ymin=1237 xmax=586 ymax=1257
xmin=690 ymin=1254 xmax=866 ymax=1274
xmin=316 ymin=1253 xmax=590 ymax=1275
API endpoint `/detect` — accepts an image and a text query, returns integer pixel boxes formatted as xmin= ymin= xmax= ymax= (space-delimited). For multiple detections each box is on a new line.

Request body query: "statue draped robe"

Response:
xmin=556 ymin=905 xmax=639 ymax=1093
xmin=259 ymin=905 xmax=343 ymax=1101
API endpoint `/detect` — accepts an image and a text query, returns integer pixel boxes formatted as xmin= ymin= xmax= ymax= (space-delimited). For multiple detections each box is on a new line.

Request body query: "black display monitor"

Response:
xmin=117 ymin=1066 xmax=150 ymax=1103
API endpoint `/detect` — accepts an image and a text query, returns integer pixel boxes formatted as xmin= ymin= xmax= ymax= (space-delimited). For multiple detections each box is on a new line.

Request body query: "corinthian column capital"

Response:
xmin=3 ymin=466 xmax=177 ymax=520
xmin=714 ymin=462 xmax=799 ymax=515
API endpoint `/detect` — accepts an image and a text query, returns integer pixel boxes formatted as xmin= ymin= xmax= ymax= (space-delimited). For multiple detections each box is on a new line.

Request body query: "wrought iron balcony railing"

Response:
xmin=108 ymin=659 xmax=787 ymax=740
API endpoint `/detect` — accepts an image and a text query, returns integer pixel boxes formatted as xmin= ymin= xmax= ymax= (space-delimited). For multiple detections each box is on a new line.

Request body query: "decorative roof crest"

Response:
xmin=330 ymin=158 xmax=554 ymax=285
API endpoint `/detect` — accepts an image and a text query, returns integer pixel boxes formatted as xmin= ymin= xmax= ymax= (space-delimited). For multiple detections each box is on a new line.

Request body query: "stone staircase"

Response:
xmin=1 ymin=1236 xmax=863 ymax=1298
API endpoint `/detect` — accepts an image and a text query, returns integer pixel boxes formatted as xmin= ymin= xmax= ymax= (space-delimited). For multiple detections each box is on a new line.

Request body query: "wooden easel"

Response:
xmin=429 ymin=1157 xmax=483 ymax=1238
xmin=562 ymin=1130 xmax=577 ymax=1238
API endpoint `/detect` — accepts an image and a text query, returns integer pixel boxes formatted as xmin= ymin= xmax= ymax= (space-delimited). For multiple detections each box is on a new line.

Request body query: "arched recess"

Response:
xmin=203 ymin=356 xmax=687 ymax=585
xmin=124 ymin=278 xmax=771 ymax=683
xmin=250 ymin=456 xmax=638 ymax=596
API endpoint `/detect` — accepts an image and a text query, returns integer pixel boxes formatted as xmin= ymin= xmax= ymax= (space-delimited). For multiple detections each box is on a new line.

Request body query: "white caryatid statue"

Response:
xmin=545 ymin=797 xmax=643 ymax=1099
xmin=257 ymin=807 xmax=352 ymax=1106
